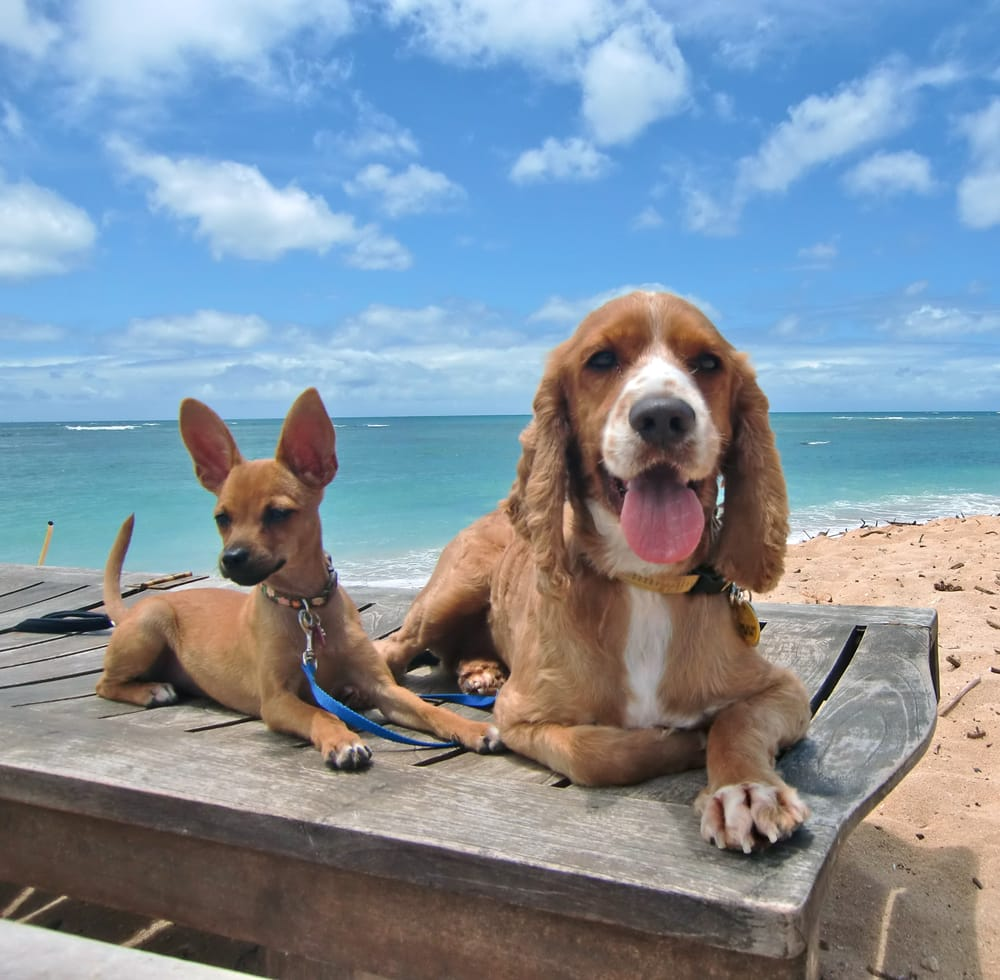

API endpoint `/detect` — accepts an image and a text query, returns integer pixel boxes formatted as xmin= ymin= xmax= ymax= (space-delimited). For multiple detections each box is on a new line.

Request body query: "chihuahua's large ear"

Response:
xmin=275 ymin=388 xmax=338 ymax=489
xmin=714 ymin=355 xmax=789 ymax=592
xmin=179 ymin=398 xmax=245 ymax=494
xmin=503 ymin=367 xmax=572 ymax=595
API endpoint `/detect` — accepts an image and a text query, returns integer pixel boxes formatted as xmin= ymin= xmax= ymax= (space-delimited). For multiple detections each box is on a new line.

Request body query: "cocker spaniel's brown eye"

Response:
xmin=691 ymin=352 xmax=721 ymax=374
xmin=586 ymin=349 xmax=619 ymax=371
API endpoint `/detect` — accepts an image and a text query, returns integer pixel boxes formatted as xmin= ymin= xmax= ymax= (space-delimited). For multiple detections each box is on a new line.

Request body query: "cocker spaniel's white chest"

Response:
xmin=621 ymin=586 xmax=709 ymax=730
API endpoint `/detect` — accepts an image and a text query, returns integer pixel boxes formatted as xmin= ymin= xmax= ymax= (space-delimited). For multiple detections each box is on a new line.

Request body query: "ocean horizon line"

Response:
xmin=8 ymin=407 xmax=999 ymax=426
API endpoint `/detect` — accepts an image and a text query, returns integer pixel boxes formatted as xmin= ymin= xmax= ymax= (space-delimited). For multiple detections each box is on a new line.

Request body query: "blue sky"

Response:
xmin=1 ymin=1 xmax=999 ymax=421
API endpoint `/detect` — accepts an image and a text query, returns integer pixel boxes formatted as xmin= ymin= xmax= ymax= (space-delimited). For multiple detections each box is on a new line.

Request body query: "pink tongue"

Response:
xmin=620 ymin=472 xmax=704 ymax=564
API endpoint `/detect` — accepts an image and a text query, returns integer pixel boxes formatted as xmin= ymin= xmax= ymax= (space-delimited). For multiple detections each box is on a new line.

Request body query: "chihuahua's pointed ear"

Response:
xmin=179 ymin=398 xmax=245 ymax=494
xmin=276 ymin=388 xmax=338 ymax=489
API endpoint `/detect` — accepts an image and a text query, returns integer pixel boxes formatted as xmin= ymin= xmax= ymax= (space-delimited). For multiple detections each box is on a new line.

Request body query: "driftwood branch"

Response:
xmin=939 ymin=676 xmax=981 ymax=717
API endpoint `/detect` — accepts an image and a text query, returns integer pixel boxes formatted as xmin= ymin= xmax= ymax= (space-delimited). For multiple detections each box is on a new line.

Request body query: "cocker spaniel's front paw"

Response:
xmin=696 ymin=781 xmax=809 ymax=853
xmin=457 ymin=658 xmax=508 ymax=696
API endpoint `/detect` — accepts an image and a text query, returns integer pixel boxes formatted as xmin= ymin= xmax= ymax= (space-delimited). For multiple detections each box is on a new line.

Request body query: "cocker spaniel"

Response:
xmin=378 ymin=291 xmax=810 ymax=851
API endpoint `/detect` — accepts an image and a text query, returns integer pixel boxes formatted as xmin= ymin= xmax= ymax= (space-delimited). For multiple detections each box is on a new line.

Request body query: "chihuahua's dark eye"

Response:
xmin=263 ymin=506 xmax=293 ymax=526
xmin=691 ymin=352 xmax=721 ymax=374
xmin=214 ymin=512 xmax=231 ymax=530
xmin=586 ymin=349 xmax=618 ymax=371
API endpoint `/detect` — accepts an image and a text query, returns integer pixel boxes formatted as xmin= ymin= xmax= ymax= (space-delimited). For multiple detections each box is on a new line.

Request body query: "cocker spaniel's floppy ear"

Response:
xmin=503 ymin=368 xmax=572 ymax=596
xmin=714 ymin=354 xmax=789 ymax=592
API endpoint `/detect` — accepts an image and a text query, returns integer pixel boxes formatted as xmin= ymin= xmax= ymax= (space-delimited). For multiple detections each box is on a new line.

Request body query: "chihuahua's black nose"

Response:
xmin=220 ymin=547 xmax=251 ymax=577
xmin=629 ymin=396 xmax=696 ymax=448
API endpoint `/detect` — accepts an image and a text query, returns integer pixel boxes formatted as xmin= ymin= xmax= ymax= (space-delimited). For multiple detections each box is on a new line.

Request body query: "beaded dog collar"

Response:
xmin=259 ymin=554 xmax=338 ymax=610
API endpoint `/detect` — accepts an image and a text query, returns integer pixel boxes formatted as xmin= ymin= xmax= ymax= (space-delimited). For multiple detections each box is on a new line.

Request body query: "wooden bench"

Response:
xmin=0 ymin=918 xmax=247 ymax=979
xmin=0 ymin=563 xmax=939 ymax=979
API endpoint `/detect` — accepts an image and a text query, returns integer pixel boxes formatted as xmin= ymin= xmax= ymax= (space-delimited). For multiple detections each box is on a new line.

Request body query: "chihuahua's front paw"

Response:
xmin=457 ymin=659 xmax=507 ymax=696
xmin=326 ymin=741 xmax=374 ymax=772
xmin=696 ymin=782 xmax=809 ymax=853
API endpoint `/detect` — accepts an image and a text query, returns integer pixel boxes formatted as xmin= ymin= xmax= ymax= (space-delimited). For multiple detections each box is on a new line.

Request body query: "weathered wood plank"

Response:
xmin=757 ymin=616 xmax=859 ymax=706
xmin=0 ymin=571 xmax=45 ymax=599
xmin=0 ymin=646 xmax=106 ymax=688
xmin=0 ymin=802 xmax=812 ymax=980
xmin=0 ymin=920 xmax=247 ymax=979
xmin=347 ymin=586 xmax=420 ymax=639
xmin=756 ymin=601 xmax=937 ymax=632
xmin=0 ymin=632 xmax=109 ymax=668
xmin=0 ymin=671 xmax=102 ymax=708
xmin=781 ymin=622 xmax=938 ymax=817
xmin=0 ymin=582 xmax=100 ymax=625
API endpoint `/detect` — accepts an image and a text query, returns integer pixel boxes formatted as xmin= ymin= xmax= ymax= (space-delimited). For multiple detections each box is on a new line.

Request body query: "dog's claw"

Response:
xmin=697 ymin=781 xmax=809 ymax=852
xmin=328 ymin=742 xmax=374 ymax=771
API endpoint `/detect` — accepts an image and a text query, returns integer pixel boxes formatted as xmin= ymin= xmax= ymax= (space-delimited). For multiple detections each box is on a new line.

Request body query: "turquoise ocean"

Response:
xmin=1 ymin=413 xmax=998 ymax=587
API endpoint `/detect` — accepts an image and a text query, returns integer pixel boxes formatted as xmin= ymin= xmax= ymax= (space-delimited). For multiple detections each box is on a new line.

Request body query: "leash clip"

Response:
xmin=297 ymin=601 xmax=325 ymax=666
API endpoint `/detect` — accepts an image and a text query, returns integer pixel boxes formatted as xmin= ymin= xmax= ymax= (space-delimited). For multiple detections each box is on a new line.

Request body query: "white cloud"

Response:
xmin=957 ymin=97 xmax=1000 ymax=165
xmin=881 ymin=304 xmax=1000 ymax=338
xmin=737 ymin=63 xmax=914 ymax=196
xmin=957 ymin=172 xmax=1000 ymax=229
xmin=334 ymin=301 xmax=519 ymax=347
xmin=509 ymin=137 xmax=611 ymax=184
xmin=770 ymin=315 xmax=800 ymax=338
xmin=122 ymin=310 xmax=270 ymax=351
xmin=2 ymin=100 xmax=24 ymax=139
xmin=0 ymin=317 xmax=64 ymax=343
xmin=385 ymin=3 xmax=690 ymax=149
xmin=380 ymin=0 xmax=609 ymax=68
xmin=0 ymin=179 xmax=97 ymax=279
xmin=108 ymin=137 xmax=410 ymax=267
xmin=0 ymin=0 xmax=59 ymax=58
xmin=62 ymin=0 xmax=352 ymax=95
xmin=681 ymin=59 xmax=959 ymax=233
xmin=630 ymin=205 xmax=663 ymax=230
xmin=580 ymin=19 xmax=689 ymax=145
xmin=344 ymin=163 xmax=466 ymax=217
xmin=317 ymin=97 xmax=420 ymax=160
xmin=344 ymin=229 xmax=415 ymax=270
xmin=956 ymin=98 xmax=1000 ymax=230
xmin=904 ymin=280 xmax=928 ymax=297
xmin=713 ymin=92 xmax=735 ymax=120
xmin=677 ymin=176 xmax=736 ymax=236
xmin=797 ymin=240 xmax=838 ymax=268
xmin=843 ymin=150 xmax=935 ymax=197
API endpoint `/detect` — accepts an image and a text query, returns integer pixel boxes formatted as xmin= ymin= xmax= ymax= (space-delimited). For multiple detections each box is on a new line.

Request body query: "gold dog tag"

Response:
xmin=731 ymin=598 xmax=761 ymax=646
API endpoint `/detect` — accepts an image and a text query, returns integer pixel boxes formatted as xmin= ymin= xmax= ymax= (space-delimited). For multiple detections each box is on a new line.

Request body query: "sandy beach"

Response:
xmin=767 ymin=514 xmax=1000 ymax=980
xmin=4 ymin=514 xmax=997 ymax=977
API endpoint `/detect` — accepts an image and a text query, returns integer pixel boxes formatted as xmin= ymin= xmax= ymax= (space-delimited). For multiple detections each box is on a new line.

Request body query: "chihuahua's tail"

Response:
xmin=103 ymin=514 xmax=135 ymax=625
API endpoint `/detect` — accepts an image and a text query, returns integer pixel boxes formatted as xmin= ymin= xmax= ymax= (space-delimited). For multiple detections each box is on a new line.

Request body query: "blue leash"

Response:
xmin=295 ymin=598 xmax=495 ymax=749
xmin=301 ymin=659 xmax=496 ymax=750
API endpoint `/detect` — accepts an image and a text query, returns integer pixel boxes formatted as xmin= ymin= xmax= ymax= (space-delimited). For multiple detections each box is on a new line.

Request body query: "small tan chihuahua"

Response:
xmin=97 ymin=387 xmax=503 ymax=769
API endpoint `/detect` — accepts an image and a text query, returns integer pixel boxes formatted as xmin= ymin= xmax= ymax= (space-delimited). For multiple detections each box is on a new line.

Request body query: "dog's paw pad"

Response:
xmin=328 ymin=742 xmax=373 ymax=772
xmin=457 ymin=660 xmax=507 ymax=696
xmin=146 ymin=683 xmax=178 ymax=707
xmin=698 ymin=782 xmax=809 ymax=853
